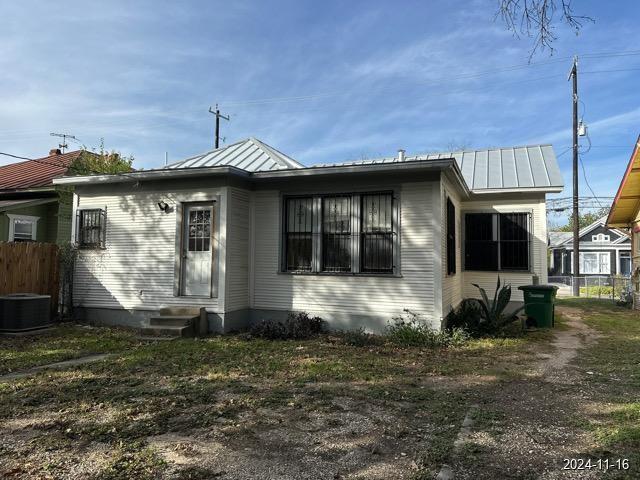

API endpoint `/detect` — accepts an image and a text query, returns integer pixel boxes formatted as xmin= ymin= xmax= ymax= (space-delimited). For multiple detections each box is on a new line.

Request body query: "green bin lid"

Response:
xmin=517 ymin=284 xmax=559 ymax=291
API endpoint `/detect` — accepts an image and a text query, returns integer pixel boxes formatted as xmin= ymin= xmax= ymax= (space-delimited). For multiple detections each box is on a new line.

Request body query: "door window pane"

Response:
xmin=187 ymin=208 xmax=212 ymax=252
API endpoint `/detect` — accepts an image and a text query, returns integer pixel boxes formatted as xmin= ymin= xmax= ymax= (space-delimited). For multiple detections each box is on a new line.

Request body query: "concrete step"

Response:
xmin=159 ymin=306 xmax=202 ymax=317
xmin=140 ymin=325 xmax=194 ymax=338
xmin=149 ymin=315 xmax=197 ymax=327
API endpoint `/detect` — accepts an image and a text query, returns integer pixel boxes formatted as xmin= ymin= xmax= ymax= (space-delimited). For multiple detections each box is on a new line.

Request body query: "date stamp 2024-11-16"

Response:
xmin=563 ymin=458 xmax=630 ymax=472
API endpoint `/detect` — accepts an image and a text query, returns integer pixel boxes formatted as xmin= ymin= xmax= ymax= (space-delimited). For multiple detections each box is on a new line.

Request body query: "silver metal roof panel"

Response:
xmin=167 ymin=137 xmax=305 ymax=172
xmin=313 ymin=144 xmax=563 ymax=192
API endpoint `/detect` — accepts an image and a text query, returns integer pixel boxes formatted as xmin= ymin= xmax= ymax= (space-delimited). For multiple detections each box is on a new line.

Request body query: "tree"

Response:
xmin=497 ymin=0 xmax=594 ymax=57
xmin=67 ymin=139 xmax=133 ymax=176
xmin=555 ymin=207 xmax=609 ymax=232
xmin=55 ymin=141 xmax=134 ymax=318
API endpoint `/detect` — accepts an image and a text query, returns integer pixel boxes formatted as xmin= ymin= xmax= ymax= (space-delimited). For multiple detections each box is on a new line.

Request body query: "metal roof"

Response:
xmin=548 ymin=231 xmax=573 ymax=247
xmin=0 ymin=150 xmax=82 ymax=192
xmin=166 ymin=137 xmax=305 ymax=172
xmin=315 ymin=144 xmax=563 ymax=192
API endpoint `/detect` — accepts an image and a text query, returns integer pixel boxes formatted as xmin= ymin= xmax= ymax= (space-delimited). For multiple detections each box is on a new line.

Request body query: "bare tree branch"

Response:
xmin=497 ymin=0 xmax=594 ymax=60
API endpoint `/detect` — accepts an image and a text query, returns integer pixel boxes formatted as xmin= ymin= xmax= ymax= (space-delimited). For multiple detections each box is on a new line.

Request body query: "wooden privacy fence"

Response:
xmin=0 ymin=242 xmax=60 ymax=315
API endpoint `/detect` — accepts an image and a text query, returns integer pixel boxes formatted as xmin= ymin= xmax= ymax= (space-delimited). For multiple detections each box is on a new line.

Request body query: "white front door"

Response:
xmin=181 ymin=204 xmax=213 ymax=296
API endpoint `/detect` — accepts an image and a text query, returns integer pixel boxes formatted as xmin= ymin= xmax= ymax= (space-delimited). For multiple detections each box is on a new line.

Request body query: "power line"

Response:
xmin=0 ymin=151 xmax=138 ymax=181
xmin=582 ymin=68 xmax=640 ymax=75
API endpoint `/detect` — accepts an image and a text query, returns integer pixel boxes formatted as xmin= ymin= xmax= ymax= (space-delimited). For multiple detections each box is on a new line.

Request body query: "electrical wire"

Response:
xmin=582 ymin=68 xmax=640 ymax=74
xmin=579 ymin=154 xmax=603 ymax=209
xmin=0 ymin=151 xmax=138 ymax=181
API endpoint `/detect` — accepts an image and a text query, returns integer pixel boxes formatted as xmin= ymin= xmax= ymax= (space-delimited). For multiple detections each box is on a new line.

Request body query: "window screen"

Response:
xmin=13 ymin=219 xmax=35 ymax=242
xmin=500 ymin=213 xmax=529 ymax=270
xmin=465 ymin=213 xmax=498 ymax=270
xmin=361 ymin=193 xmax=394 ymax=273
xmin=465 ymin=212 xmax=530 ymax=271
xmin=322 ymin=196 xmax=351 ymax=272
xmin=285 ymin=197 xmax=313 ymax=271
xmin=446 ymin=198 xmax=456 ymax=275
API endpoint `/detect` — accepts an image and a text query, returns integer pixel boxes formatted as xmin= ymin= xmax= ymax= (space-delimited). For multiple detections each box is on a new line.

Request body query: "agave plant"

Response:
xmin=472 ymin=276 xmax=524 ymax=334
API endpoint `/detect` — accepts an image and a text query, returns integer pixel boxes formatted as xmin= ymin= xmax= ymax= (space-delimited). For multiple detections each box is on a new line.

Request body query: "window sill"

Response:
xmin=279 ymin=271 xmax=402 ymax=278
xmin=463 ymin=269 xmax=534 ymax=274
xmin=176 ymin=295 xmax=217 ymax=299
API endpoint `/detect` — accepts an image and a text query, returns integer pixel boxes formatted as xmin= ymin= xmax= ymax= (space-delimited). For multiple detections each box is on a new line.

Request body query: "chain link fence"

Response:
xmin=548 ymin=275 xmax=633 ymax=302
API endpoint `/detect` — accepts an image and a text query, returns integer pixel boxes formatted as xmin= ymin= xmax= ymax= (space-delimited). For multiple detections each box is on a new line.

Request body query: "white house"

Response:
xmin=54 ymin=138 xmax=563 ymax=334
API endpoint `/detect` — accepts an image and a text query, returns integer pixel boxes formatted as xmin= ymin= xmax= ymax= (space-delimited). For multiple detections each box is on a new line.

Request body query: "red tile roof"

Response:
xmin=0 ymin=150 xmax=83 ymax=191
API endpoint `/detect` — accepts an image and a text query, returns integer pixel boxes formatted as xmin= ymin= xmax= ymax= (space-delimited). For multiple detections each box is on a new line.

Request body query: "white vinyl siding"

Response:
xmin=251 ymin=181 xmax=442 ymax=329
xmin=462 ymin=195 xmax=547 ymax=302
xmin=224 ymin=187 xmax=251 ymax=311
xmin=73 ymin=188 xmax=227 ymax=312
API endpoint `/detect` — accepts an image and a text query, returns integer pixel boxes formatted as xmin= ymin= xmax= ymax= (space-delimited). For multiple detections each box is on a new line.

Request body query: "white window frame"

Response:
xmin=592 ymin=233 xmax=609 ymax=242
xmin=574 ymin=251 xmax=611 ymax=274
xmin=7 ymin=214 xmax=39 ymax=242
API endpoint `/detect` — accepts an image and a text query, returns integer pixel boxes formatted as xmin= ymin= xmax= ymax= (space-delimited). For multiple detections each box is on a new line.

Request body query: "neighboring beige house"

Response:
xmin=54 ymin=138 xmax=563 ymax=333
xmin=607 ymin=134 xmax=640 ymax=307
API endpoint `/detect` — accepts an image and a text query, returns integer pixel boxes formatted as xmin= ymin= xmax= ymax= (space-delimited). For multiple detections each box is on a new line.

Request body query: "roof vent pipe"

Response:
xmin=397 ymin=149 xmax=405 ymax=162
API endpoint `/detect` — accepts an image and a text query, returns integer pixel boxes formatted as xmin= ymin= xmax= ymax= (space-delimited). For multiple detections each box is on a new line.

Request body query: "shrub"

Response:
xmin=250 ymin=312 xmax=323 ymax=340
xmin=616 ymin=289 xmax=633 ymax=308
xmin=340 ymin=327 xmax=383 ymax=347
xmin=443 ymin=298 xmax=484 ymax=337
xmin=471 ymin=276 xmax=524 ymax=336
xmin=387 ymin=309 xmax=469 ymax=347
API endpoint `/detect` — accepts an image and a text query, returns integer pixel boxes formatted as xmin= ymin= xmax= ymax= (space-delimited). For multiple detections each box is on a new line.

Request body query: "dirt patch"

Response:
xmin=147 ymin=395 xmax=431 ymax=479
xmin=446 ymin=304 xmax=610 ymax=479
xmin=540 ymin=307 xmax=602 ymax=377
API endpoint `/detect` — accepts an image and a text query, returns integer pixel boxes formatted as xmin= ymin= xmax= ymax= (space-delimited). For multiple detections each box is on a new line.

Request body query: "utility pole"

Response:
xmin=50 ymin=132 xmax=77 ymax=153
xmin=208 ymin=104 xmax=229 ymax=149
xmin=568 ymin=56 xmax=580 ymax=296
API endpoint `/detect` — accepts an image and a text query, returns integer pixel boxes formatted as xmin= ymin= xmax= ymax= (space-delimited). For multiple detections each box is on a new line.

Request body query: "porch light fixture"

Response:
xmin=157 ymin=200 xmax=169 ymax=212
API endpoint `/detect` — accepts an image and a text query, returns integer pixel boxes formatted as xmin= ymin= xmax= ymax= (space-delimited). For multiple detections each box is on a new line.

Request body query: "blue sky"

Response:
xmin=0 ymin=1 xmax=638 ymax=224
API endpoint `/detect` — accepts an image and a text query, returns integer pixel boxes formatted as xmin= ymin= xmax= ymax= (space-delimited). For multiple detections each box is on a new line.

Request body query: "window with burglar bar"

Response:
xmin=283 ymin=192 xmax=396 ymax=274
xmin=464 ymin=212 xmax=530 ymax=271
xmin=361 ymin=193 xmax=394 ymax=273
xmin=285 ymin=197 xmax=314 ymax=271
xmin=322 ymin=196 xmax=351 ymax=272
xmin=77 ymin=208 xmax=107 ymax=249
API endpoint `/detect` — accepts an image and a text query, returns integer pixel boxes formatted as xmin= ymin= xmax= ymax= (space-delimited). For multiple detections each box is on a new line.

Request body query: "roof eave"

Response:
xmin=253 ymin=158 xmax=472 ymax=196
xmin=607 ymin=135 xmax=640 ymax=227
xmin=53 ymin=165 xmax=251 ymax=186
xmin=470 ymin=186 xmax=563 ymax=195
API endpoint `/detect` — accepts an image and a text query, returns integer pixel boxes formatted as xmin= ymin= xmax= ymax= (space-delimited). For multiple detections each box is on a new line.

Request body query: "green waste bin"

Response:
xmin=517 ymin=285 xmax=558 ymax=328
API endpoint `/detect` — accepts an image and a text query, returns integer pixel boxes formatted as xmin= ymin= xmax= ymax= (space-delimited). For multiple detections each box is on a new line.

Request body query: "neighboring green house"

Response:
xmin=0 ymin=148 xmax=84 ymax=244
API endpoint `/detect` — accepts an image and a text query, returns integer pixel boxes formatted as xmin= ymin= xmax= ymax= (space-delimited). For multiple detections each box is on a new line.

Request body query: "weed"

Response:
xmin=250 ymin=312 xmax=323 ymax=340
xmin=340 ymin=327 xmax=383 ymax=347
xmin=387 ymin=309 xmax=469 ymax=347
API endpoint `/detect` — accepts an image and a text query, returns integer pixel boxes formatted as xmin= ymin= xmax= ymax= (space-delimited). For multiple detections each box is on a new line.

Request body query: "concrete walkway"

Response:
xmin=0 ymin=353 xmax=114 ymax=381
